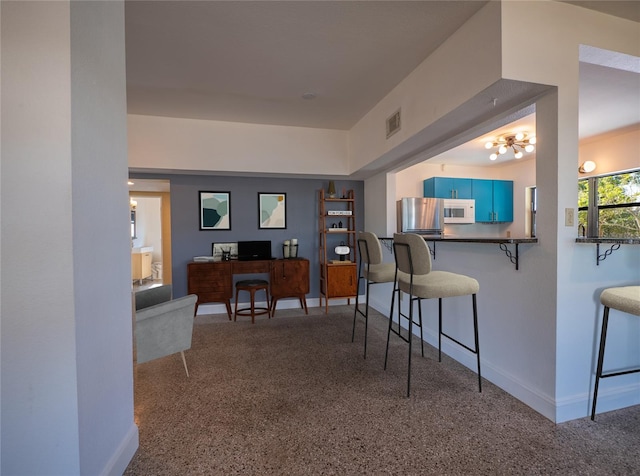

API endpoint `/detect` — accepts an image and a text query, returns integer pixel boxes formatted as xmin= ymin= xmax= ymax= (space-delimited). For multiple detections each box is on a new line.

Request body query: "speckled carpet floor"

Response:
xmin=124 ymin=305 xmax=639 ymax=475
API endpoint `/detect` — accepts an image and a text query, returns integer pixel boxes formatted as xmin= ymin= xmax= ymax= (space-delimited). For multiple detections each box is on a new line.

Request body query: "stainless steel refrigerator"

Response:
xmin=397 ymin=197 xmax=444 ymax=236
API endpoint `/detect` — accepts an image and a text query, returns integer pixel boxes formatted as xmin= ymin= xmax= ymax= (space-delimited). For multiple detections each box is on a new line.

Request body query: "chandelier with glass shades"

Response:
xmin=484 ymin=132 xmax=536 ymax=161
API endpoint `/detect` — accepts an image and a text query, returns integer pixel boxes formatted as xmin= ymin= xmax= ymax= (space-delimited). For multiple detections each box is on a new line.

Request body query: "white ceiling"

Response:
xmin=125 ymin=0 xmax=639 ymax=172
xmin=125 ymin=1 xmax=489 ymax=130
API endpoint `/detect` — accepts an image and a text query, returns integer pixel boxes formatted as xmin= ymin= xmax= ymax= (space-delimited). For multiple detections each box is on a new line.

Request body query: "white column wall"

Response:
xmin=500 ymin=0 xmax=640 ymax=422
xmin=0 ymin=2 xmax=3 ymax=470
xmin=1 ymin=2 xmax=137 ymax=474
xmin=363 ymin=172 xmax=396 ymax=238
xmin=70 ymin=2 xmax=138 ymax=474
xmin=128 ymin=114 xmax=350 ymax=176
xmin=1 ymin=3 xmax=80 ymax=473
xmin=363 ymin=2 xmax=638 ymax=422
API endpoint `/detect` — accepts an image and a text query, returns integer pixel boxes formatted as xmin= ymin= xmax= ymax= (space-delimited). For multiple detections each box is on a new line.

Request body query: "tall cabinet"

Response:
xmin=318 ymin=189 xmax=357 ymax=313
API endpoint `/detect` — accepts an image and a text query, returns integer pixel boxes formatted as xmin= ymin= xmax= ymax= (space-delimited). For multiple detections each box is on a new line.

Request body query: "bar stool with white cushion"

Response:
xmin=591 ymin=285 xmax=640 ymax=420
xmin=352 ymin=231 xmax=396 ymax=358
xmin=385 ymin=233 xmax=481 ymax=397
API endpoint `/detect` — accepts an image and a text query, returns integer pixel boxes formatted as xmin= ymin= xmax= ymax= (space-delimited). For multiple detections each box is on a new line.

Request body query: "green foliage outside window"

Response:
xmin=578 ymin=180 xmax=589 ymax=235
xmin=578 ymin=171 xmax=640 ymax=238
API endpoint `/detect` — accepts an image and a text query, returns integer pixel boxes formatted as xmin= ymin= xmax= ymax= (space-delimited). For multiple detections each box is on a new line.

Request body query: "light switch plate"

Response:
xmin=565 ymin=208 xmax=575 ymax=227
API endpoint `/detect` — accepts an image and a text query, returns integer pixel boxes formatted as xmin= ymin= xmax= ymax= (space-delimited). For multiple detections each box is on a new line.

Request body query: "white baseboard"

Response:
xmin=555 ymin=381 xmax=640 ymax=423
xmin=369 ymin=299 xmax=640 ymax=423
xmin=100 ymin=422 xmax=138 ymax=476
xmin=369 ymin=299 xmax=559 ymax=422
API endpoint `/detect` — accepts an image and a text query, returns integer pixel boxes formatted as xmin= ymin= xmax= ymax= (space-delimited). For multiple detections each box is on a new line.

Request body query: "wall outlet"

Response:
xmin=565 ymin=208 xmax=575 ymax=227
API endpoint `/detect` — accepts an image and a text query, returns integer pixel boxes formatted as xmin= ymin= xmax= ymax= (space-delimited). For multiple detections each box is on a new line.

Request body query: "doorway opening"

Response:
xmin=129 ymin=179 xmax=171 ymax=291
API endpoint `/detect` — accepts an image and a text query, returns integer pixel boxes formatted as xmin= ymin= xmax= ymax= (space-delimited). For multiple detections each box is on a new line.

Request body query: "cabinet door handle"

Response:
xmin=495 ymin=212 xmax=498 ymax=222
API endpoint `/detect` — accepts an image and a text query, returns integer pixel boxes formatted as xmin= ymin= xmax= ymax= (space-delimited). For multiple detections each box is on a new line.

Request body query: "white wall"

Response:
xmin=363 ymin=172 xmax=395 ymax=238
xmin=2 ymin=3 xmax=80 ymax=473
xmin=501 ymin=0 xmax=639 ymax=422
xmin=128 ymin=114 xmax=350 ymax=176
xmin=70 ymin=4 xmax=138 ymax=473
xmin=1 ymin=2 xmax=137 ymax=474
xmin=131 ymin=196 xmax=163 ymax=263
xmin=0 ymin=2 xmax=3 ymax=469
xmin=578 ymin=127 xmax=640 ymax=177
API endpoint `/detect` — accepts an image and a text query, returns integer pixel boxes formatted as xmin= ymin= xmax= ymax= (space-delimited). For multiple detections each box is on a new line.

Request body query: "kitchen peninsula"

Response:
xmin=379 ymin=236 xmax=538 ymax=270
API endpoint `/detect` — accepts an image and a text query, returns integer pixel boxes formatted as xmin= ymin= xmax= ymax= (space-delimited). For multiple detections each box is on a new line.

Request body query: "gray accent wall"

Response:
xmin=131 ymin=173 xmax=364 ymax=301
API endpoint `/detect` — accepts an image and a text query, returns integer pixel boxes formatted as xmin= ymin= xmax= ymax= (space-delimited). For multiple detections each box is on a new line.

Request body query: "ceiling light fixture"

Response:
xmin=301 ymin=92 xmax=316 ymax=100
xmin=484 ymin=132 xmax=536 ymax=161
xmin=579 ymin=160 xmax=597 ymax=173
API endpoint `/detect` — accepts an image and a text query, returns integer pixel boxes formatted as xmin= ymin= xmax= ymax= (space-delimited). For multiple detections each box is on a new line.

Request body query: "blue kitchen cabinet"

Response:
xmin=423 ymin=177 xmax=472 ymax=199
xmin=472 ymin=179 xmax=513 ymax=223
xmin=472 ymin=179 xmax=494 ymax=222
xmin=492 ymin=180 xmax=513 ymax=222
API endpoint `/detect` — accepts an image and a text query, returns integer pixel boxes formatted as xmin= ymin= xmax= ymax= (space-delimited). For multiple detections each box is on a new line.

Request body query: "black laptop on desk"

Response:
xmin=237 ymin=240 xmax=273 ymax=261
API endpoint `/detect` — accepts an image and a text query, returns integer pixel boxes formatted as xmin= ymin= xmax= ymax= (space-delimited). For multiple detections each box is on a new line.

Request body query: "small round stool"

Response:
xmin=591 ymin=285 xmax=640 ymax=420
xmin=234 ymin=279 xmax=271 ymax=324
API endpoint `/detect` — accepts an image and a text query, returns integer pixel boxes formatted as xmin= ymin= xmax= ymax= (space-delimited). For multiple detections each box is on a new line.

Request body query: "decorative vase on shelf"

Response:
xmin=327 ymin=181 xmax=336 ymax=198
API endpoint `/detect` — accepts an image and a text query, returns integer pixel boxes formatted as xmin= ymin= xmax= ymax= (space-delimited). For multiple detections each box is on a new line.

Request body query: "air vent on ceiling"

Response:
xmin=386 ymin=109 xmax=401 ymax=139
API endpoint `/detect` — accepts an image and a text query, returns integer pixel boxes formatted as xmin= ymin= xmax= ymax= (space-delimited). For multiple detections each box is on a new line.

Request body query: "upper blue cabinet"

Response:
xmin=424 ymin=177 xmax=513 ymax=223
xmin=473 ymin=179 xmax=513 ymax=223
xmin=423 ymin=177 xmax=472 ymax=199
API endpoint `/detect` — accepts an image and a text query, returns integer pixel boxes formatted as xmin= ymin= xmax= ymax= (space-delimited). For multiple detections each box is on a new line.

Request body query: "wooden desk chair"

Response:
xmin=234 ymin=279 xmax=271 ymax=324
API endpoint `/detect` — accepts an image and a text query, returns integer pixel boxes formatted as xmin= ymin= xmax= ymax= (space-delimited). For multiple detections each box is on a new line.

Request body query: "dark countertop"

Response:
xmin=575 ymin=237 xmax=640 ymax=244
xmin=379 ymin=236 xmax=538 ymax=244
xmin=377 ymin=236 xmax=537 ymax=270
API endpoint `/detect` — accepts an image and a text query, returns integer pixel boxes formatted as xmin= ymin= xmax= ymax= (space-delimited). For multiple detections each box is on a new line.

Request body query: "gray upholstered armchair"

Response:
xmin=134 ymin=285 xmax=197 ymax=376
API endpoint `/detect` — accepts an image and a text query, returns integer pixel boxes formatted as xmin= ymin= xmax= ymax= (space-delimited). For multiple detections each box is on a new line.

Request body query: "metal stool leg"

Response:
xmin=591 ymin=306 xmax=610 ymax=420
xmin=407 ymin=292 xmax=414 ymax=397
xmin=234 ymin=287 xmax=239 ymax=321
xmin=363 ymin=280 xmax=370 ymax=358
xmin=384 ymin=282 xmax=398 ymax=370
xmin=438 ymin=298 xmax=443 ymax=362
xmin=418 ymin=297 xmax=424 ymax=358
xmin=352 ymin=273 xmax=362 ymax=342
xmin=473 ymin=294 xmax=482 ymax=392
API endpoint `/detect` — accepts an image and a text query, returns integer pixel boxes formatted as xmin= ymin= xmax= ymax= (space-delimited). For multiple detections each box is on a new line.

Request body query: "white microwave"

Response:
xmin=443 ymin=199 xmax=475 ymax=224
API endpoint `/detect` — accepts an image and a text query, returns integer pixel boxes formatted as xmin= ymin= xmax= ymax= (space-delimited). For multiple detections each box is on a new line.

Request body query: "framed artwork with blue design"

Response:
xmin=199 ymin=191 xmax=231 ymax=230
xmin=258 ymin=193 xmax=286 ymax=229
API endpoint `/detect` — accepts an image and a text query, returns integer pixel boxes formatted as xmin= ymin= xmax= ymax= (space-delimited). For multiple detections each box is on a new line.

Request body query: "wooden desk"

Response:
xmin=187 ymin=258 xmax=309 ymax=319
